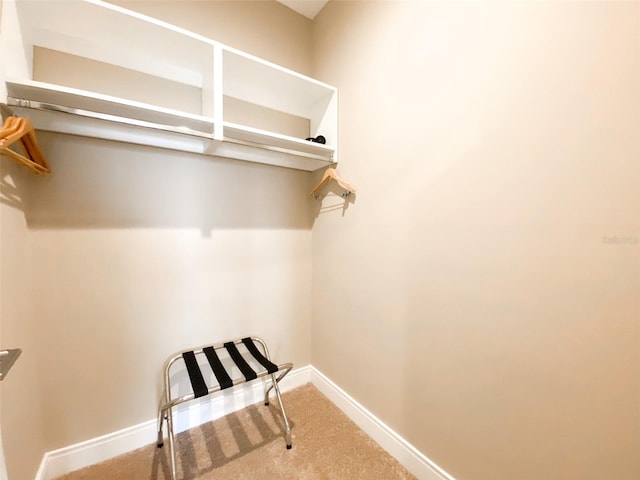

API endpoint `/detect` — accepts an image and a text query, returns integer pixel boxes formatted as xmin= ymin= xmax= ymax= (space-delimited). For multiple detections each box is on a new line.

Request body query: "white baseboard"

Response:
xmin=37 ymin=365 xmax=455 ymax=480
xmin=309 ymin=366 xmax=455 ymax=480
xmin=36 ymin=366 xmax=311 ymax=480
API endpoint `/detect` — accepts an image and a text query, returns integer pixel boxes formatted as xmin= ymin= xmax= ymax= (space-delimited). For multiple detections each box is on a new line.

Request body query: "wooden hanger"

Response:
xmin=0 ymin=116 xmax=20 ymax=139
xmin=0 ymin=116 xmax=51 ymax=175
xmin=309 ymin=167 xmax=356 ymax=199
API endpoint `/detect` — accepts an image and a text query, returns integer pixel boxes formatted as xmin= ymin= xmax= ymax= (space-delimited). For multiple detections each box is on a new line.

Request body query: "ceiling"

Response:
xmin=276 ymin=0 xmax=329 ymax=19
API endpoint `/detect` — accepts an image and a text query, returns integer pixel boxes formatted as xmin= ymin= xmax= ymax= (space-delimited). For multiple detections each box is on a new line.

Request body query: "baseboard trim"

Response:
xmin=309 ymin=366 xmax=455 ymax=480
xmin=36 ymin=366 xmax=311 ymax=480
xmin=37 ymin=365 xmax=455 ymax=480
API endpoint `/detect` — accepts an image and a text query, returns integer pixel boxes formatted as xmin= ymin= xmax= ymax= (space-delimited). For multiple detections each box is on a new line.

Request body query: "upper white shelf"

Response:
xmin=2 ymin=0 xmax=338 ymax=171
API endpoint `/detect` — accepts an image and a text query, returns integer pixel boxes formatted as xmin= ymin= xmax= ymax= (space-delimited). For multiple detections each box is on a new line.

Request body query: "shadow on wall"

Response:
xmin=0 ymin=164 xmax=27 ymax=211
xmin=1 ymin=132 xmax=315 ymax=235
xmin=310 ymin=189 xmax=356 ymax=219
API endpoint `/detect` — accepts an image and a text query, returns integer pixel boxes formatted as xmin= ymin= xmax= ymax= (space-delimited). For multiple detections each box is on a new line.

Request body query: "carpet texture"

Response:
xmin=55 ymin=383 xmax=416 ymax=479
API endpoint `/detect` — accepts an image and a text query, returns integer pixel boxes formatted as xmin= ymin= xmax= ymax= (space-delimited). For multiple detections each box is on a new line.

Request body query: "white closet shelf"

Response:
xmin=3 ymin=0 xmax=338 ymax=172
xmin=6 ymin=80 xmax=336 ymax=171
xmin=6 ymin=80 xmax=215 ymax=135
xmin=223 ymin=122 xmax=334 ymax=157
xmin=6 ymin=79 xmax=216 ymax=155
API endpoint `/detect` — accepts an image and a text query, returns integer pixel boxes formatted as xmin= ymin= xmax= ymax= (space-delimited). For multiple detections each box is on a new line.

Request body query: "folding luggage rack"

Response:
xmin=157 ymin=336 xmax=293 ymax=480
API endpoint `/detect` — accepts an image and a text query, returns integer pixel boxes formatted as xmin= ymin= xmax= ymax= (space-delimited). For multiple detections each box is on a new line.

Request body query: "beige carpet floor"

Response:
xmin=56 ymin=383 xmax=416 ymax=480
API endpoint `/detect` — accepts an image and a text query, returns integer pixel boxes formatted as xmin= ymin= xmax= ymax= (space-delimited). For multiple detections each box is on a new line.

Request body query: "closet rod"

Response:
xmin=6 ymin=97 xmax=216 ymax=140
xmin=7 ymin=98 xmax=336 ymax=162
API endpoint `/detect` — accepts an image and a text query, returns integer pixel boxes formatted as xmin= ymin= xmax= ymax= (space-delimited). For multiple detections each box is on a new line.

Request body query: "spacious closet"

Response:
xmin=2 ymin=1 xmax=326 ymax=478
xmin=2 ymin=1 xmax=639 ymax=480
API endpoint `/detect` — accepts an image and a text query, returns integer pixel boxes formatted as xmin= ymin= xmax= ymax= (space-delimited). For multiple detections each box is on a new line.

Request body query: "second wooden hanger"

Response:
xmin=310 ymin=167 xmax=355 ymax=200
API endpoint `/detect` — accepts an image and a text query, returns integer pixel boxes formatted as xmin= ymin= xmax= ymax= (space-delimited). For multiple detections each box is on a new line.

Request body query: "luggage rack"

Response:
xmin=157 ymin=336 xmax=293 ymax=480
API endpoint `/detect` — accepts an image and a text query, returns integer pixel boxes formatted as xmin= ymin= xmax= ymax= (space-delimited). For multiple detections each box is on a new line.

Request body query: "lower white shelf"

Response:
xmin=5 ymin=80 xmax=335 ymax=172
xmin=7 ymin=103 xmax=213 ymax=155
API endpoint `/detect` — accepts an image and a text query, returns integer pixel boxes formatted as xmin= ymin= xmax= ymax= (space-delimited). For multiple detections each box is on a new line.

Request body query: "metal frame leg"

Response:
xmin=157 ymin=409 xmax=165 ymax=448
xmin=157 ymin=364 xmax=178 ymax=480
xmin=269 ymin=373 xmax=292 ymax=448
xmin=166 ymin=406 xmax=177 ymax=480
xmin=254 ymin=337 xmax=292 ymax=449
xmin=264 ymin=369 xmax=290 ymax=404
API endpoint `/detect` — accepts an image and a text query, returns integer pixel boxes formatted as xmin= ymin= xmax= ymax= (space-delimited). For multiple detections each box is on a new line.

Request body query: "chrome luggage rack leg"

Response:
xmin=156 ymin=337 xmax=293 ymax=480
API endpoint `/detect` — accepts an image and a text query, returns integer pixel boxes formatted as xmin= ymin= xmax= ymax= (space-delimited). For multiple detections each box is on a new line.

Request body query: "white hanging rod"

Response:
xmin=6 ymin=97 xmax=215 ymax=140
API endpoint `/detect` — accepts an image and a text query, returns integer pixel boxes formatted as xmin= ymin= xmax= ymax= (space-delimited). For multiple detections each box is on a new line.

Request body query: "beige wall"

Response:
xmin=311 ymin=2 xmax=640 ymax=480
xmin=0 ymin=1 xmax=314 ymax=477
xmin=111 ymin=0 xmax=313 ymax=76
xmin=28 ymin=133 xmax=313 ymax=449
xmin=0 ymin=2 xmax=47 ymax=474
xmin=0 ymin=162 xmax=47 ymax=480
